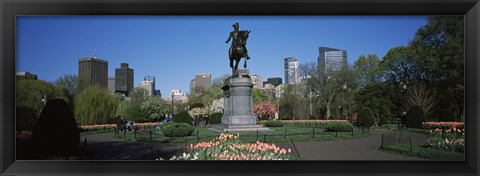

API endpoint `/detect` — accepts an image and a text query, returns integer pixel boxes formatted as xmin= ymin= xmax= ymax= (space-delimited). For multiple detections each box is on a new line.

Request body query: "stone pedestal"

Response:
xmin=209 ymin=74 xmax=270 ymax=132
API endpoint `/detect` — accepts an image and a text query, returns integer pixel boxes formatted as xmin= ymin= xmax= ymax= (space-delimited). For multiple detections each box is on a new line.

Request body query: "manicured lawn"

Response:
xmin=113 ymin=125 xmax=369 ymax=144
xmin=380 ymin=144 xmax=464 ymax=161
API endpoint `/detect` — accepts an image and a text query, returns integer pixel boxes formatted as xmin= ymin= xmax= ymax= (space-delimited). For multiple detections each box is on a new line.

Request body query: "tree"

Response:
xmin=116 ymin=99 xmax=148 ymax=122
xmin=357 ymin=107 xmax=375 ymax=130
xmin=16 ymin=78 xmax=69 ymax=127
xmin=279 ymin=84 xmax=303 ymax=120
xmin=409 ymin=16 xmax=464 ymax=120
xmin=305 ymin=61 xmax=355 ymax=119
xmin=253 ymin=101 xmax=277 ymax=119
xmin=354 ymin=83 xmax=394 ymax=123
xmin=54 ymin=74 xmax=79 ymax=96
xmin=140 ymin=96 xmax=169 ymax=121
xmin=209 ymin=98 xmax=224 ymax=114
xmin=406 ymin=105 xmax=426 ymax=128
xmin=353 ymin=54 xmax=386 ymax=88
xmin=381 ymin=16 xmax=464 ymax=121
xmin=252 ymin=88 xmax=269 ymax=105
xmin=74 ymin=85 xmax=119 ymax=125
xmin=405 ymin=82 xmax=438 ymax=115
xmin=381 ymin=46 xmax=419 ymax=86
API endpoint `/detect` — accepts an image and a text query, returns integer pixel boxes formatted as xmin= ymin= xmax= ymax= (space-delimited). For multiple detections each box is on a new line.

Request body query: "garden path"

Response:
xmin=81 ymin=129 xmax=428 ymax=160
xmin=293 ymin=129 xmax=428 ymax=160
xmin=81 ymin=132 xmax=184 ymax=160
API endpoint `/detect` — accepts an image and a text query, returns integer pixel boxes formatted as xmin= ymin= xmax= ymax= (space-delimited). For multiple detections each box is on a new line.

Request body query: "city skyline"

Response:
xmin=16 ymin=16 xmax=428 ymax=98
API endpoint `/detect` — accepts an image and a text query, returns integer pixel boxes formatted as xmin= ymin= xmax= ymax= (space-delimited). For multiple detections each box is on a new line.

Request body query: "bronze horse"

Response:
xmin=227 ymin=30 xmax=250 ymax=76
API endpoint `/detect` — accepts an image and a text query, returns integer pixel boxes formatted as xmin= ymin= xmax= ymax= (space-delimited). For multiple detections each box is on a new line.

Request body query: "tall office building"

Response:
xmin=318 ymin=47 xmax=348 ymax=73
xmin=190 ymin=73 xmax=211 ymax=95
xmin=250 ymin=74 xmax=263 ymax=89
xmin=115 ymin=63 xmax=134 ymax=96
xmin=78 ymin=57 xmax=108 ymax=88
xmin=189 ymin=79 xmax=196 ymax=95
xmin=138 ymin=80 xmax=154 ymax=96
xmin=155 ymin=90 xmax=162 ymax=97
xmin=284 ymin=57 xmax=300 ymax=84
xmin=138 ymin=76 xmax=156 ymax=96
xmin=108 ymin=76 xmax=115 ymax=94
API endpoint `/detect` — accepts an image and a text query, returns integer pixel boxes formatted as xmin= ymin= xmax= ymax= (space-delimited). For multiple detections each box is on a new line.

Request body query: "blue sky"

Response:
xmin=16 ymin=16 xmax=427 ymax=98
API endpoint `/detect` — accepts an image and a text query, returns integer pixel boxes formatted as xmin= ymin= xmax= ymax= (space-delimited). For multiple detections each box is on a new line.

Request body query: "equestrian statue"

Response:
xmin=226 ymin=23 xmax=251 ymax=76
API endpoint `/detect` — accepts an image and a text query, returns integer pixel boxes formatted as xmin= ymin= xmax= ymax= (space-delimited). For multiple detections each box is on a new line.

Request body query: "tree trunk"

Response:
xmin=325 ymin=103 xmax=331 ymax=120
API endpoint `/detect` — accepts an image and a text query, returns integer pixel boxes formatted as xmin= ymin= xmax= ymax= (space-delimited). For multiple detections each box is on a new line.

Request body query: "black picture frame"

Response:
xmin=1 ymin=0 xmax=479 ymax=176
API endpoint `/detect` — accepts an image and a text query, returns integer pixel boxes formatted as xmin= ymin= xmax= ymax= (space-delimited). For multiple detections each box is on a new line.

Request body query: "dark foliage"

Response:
xmin=209 ymin=112 xmax=223 ymax=124
xmin=406 ymin=105 xmax=426 ymax=128
xmin=31 ymin=99 xmax=80 ymax=159
xmin=16 ymin=105 xmax=38 ymax=132
xmin=357 ymin=107 xmax=375 ymax=128
xmin=436 ymin=109 xmax=455 ymax=122
xmin=173 ymin=111 xmax=193 ymax=125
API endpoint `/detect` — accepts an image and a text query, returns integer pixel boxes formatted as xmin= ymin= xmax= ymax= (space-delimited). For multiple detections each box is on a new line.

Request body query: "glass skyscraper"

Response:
xmin=318 ymin=47 xmax=348 ymax=73
xmin=284 ymin=57 xmax=300 ymax=84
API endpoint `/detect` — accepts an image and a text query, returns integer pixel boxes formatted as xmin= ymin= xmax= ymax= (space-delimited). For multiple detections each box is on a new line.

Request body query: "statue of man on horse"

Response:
xmin=226 ymin=23 xmax=251 ymax=76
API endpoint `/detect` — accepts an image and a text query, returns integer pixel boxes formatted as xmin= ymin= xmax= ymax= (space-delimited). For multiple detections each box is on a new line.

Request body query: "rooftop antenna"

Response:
xmin=93 ymin=49 xmax=97 ymax=59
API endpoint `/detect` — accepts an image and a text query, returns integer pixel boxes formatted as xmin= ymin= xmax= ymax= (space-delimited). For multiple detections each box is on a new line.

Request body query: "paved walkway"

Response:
xmin=292 ymin=129 xmax=428 ymax=160
xmin=81 ymin=129 xmax=428 ymax=160
xmin=82 ymin=132 xmax=184 ymax=160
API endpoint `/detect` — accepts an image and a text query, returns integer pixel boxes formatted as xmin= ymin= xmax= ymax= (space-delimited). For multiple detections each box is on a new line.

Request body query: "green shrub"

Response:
xmin=173 ymin=111 xmax=193 ymax=125
xmin=325 ymin=122 xmax=353 ymax=132
xmin=263 ymin=120 xmax=284 ymax=127
xmin=357 ymin=107 xmax=375 ymax=128
xmin=436 ymin=109 xmax=455 ymax=122
xmin=160 ymin=121 xmax=175 ymax=129
xmin=161 ymin=123 xmax=195 ymax=137
xmin=406 ymin=105 xmax=426 ymax=128
xmin=209 ymin=113 xmax=222 ymax=124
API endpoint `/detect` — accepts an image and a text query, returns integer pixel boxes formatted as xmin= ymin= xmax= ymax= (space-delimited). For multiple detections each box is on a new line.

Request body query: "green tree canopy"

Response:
xmin=54 ymin=74 xmax=79 ymax=96
xmin=74 ymin=85 xmax=119 ymax=125
xmin=252 ymin=88 xmax=269 ymax=105
xmin=140 ymin=96 xmax=169 ymax=120
xmin=16 ymin=78 xmax=69 ymax=120
xmin=409 ymin=16 xmax=464 ymax=120
xmin=353 ymin=54 xmax=386 ymax=88
xmin=354 ymin=83 xmax=394 ymax=122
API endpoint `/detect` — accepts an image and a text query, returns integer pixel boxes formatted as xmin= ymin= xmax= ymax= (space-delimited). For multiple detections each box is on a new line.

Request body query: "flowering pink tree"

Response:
xmin=253 ymin=101 xmax=277 ymax=118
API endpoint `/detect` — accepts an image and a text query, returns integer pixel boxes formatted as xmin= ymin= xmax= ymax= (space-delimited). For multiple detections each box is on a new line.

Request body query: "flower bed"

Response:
xmin=158 ymin=133 xmax=293 ymax=160
xmin=422 ymin=122 xmax=464 ymax=136
xmin=422 ymin=122 xmax=465 ymax=152
xmin=422 ymin=122 xmax=464 ymax=129
xmin=424 ymin=136 xmax=464 ymax=152
xmin=79 ymin=122 xmax=159 ymax=132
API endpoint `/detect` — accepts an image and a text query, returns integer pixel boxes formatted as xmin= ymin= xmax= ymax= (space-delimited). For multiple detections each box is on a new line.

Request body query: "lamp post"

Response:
xmin=338 ymin=105 xmax=342 ymax=119
xmin=41 ymin=95 xmax=47 ymax=105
